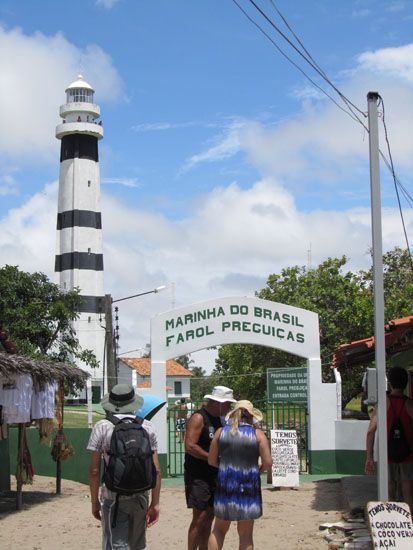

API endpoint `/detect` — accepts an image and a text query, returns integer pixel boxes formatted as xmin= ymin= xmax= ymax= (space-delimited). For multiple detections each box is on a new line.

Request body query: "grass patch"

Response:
xmin=63 ymin=411 xmax=103 ymax=428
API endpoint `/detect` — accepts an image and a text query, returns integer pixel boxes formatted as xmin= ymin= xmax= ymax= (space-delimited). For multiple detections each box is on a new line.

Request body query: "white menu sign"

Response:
xmin=270 ymin=429 xmax=299 ymax=487
xmin=367 ymin=501 xmax=413 ymax=549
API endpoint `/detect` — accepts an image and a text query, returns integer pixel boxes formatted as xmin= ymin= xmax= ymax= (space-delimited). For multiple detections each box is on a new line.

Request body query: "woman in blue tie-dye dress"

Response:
xmin=207 ymin=400 xmax=272 ymax=550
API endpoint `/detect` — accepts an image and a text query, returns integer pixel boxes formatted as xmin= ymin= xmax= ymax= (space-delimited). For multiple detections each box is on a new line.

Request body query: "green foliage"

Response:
xmin=213 ymin=249 xmax=413 ymax=407
xmin=0 ymin=265 xmax=98 ymax=371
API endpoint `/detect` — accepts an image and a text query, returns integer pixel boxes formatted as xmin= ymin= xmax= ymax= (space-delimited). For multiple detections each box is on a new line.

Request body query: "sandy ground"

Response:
xmin=0 ymin=476 xmax=344 ymax=549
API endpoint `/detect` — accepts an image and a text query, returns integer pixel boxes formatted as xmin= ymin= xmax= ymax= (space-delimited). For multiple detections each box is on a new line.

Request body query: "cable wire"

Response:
xmin=231 ymin=0 xmax=367 ymax=127
xmin=244 ymin=0 xmax=367 ymax=119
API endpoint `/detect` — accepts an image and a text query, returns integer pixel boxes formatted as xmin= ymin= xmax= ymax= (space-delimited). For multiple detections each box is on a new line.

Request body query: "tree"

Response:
xmin=358 ymin=247 xmax=413 ymax=321
xmin=0 ymin=265 xmax=98 ymax=369
xmin=214 ymin=256 xmax=378 ymax=406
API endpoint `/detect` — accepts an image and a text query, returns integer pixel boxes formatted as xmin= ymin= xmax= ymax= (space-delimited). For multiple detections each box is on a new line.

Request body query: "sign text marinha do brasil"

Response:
xmin=151 ymin=297 xmax=320 ymax=361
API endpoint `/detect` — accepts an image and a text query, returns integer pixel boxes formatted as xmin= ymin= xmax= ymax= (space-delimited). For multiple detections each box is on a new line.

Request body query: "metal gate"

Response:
xmin=259 ymin=400 xmax=308 ymax=473
xmin=167 ymin=401 xmax=308 ymax=477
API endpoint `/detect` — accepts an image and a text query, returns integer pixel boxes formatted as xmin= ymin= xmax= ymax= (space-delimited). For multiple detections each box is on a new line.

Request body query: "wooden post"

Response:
xmin=16 ymin=423 xmax=23 ymax=510
xmin=56 ymin=382 xmax=64 ymax=495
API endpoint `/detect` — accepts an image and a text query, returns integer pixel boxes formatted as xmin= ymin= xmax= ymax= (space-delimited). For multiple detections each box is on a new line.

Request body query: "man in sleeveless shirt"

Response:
xmin=365 ymin=367 xmax=413 ymax=513
xmin=184 ymin=386 xmax=236 ymax=550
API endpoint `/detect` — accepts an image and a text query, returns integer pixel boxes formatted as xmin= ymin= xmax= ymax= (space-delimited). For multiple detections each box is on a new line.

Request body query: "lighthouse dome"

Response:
xmin=65 ymin=74 xmax=94 ymax=93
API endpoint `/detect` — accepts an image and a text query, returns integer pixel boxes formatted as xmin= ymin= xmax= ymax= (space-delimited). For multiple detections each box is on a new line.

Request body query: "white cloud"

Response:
xmin=357 ymin=43 xmax=413 ymax=83
xmin=181 ymin=121 xmax=246 ymax=172
xmin=0 ymin=173 xmax=18 ymax=196
xmin=0 ymin=25 xmax=123 ymax=163
xmin=177 ymin=43 xmax=413 ymax=194
xmin=101 ymin=177 xmax=140 ymax=188
xmin=1 ymin=177 xmax=411 ymax=367
xmin=0 ymin=182 xmax=57 ymax=276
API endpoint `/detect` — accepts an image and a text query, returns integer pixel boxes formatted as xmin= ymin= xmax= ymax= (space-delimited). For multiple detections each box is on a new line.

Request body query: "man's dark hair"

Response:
xmin=388 ymin=367 xmax=408 ymax=390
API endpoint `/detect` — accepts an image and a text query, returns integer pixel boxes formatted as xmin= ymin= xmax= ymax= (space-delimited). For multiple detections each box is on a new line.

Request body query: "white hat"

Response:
xmin=203 ymin=385 xmax=236 ymax=403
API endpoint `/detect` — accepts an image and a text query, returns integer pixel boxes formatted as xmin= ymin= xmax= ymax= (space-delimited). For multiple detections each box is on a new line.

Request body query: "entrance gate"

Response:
xmin=167 ymin=400 xmax=308 ymax=476
xmin=150 ymin=296 xmax=338 ymax=477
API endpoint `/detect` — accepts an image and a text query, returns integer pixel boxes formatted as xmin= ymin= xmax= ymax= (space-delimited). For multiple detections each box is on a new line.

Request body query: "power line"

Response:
xmin=243 ymin=0 xmax=367 ymax=120
xmin=231 ymin=0 xmax=366 ymax=127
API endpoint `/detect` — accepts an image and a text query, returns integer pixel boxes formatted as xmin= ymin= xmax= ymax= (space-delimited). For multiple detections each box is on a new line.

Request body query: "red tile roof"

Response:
xmin=331 ymin=316 xmax=413 ymax=369
xmin=119 ymin=357 xmax=193 ymax=377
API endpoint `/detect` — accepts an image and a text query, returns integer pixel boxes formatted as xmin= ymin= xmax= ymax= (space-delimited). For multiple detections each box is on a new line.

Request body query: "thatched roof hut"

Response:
xmin=0 ymin=346 xmax=89 ymax=508
xmin=0 ymin=351 xmax=88 ymax=387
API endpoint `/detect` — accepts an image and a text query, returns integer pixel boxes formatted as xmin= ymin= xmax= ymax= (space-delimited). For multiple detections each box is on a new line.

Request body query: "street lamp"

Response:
xmin=104 ymin=285 xmax=167 ymax=392
xmin=112 ymin=285 xmax=167 ymax=304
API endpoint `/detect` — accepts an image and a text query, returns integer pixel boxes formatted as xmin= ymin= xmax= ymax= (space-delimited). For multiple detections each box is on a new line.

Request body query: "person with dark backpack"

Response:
xmin=88 ymin=384 xmax=161 ymax=549
xmin=365 ymin=367 xmax=413 ymax=514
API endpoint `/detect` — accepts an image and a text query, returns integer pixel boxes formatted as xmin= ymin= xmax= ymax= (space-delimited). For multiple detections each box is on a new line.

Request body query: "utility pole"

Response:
xmin=104 ymin=293 xmax=117 ymax=393
xmin=367 ymin=91 xmax=388 ymax=501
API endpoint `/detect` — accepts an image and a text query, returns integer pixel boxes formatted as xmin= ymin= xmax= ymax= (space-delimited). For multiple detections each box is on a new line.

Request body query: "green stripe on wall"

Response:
xmin=9 ymin=427 xmax=92 ymax=485
xmin=309 ymin=450 xmax=366 ymax=475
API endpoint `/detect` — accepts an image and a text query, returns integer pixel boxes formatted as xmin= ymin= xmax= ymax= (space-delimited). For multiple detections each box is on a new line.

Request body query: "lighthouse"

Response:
xmin=55 ymin=75 xmax=106 ymax=399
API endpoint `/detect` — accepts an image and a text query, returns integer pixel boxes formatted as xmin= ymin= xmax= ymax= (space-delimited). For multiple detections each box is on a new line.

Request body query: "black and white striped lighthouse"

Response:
xmin=55 ymin=75 xmax=105 ymax=396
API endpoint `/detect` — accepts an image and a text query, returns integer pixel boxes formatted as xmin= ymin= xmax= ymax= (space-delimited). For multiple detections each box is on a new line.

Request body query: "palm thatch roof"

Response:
xmin=0 ymin=351 xmax=88 ymax=387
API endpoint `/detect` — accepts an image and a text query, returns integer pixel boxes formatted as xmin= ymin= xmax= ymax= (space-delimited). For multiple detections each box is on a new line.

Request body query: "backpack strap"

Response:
xmin=106 ymin=412 xmax=122 ymax=426
xmin=106 ymin=413 xmax=142 ymax=426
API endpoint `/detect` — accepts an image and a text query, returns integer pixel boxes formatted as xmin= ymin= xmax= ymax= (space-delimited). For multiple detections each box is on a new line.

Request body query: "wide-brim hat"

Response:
xmin=101 ymin=384 xmax=143 ymax=414
xmin=226 ymin=400 xmax=263 ymax=422
xmin=203 ymin=385 xmax=236 ymax=403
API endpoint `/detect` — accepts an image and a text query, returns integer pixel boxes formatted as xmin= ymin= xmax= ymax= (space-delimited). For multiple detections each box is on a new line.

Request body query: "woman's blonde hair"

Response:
xmin=228 ymin=407 xmax=253 ymax=435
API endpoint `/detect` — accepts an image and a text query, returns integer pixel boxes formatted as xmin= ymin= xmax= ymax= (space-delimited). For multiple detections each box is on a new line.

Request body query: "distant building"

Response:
xmin=118 ymin=357 xmax=193 ymax=403
xmin=55 ymin=75 xmax=105 ymax=399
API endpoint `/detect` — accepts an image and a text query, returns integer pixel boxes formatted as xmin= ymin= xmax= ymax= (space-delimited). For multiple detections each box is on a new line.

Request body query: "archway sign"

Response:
xmin=150 ymin=296 xmax=339 ymax=475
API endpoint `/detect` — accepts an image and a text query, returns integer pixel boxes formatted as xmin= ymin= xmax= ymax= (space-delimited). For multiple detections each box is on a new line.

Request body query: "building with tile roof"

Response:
xmin=118 ymin=357 xmax=193 ymax=403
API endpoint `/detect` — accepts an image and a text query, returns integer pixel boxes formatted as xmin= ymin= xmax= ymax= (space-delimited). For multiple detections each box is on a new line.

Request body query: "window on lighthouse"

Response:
xmin=67 ymin=88 xmax=94 ymax=104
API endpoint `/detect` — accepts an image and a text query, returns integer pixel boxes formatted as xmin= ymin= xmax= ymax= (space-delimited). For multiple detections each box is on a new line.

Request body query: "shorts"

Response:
xmin=388 ymin=462 xmax=413 ymax=482
xmin=101 ymin=493 xmax=149 ymax=550
xmin=176 ymin=418 xmax=186 ymax=432
xmin=184 ymin=472 xmax=216 ymax=511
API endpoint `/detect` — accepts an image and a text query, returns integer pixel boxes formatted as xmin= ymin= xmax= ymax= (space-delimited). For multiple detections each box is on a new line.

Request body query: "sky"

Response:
xmin=1 ymin=0 xmax=413 ymax=372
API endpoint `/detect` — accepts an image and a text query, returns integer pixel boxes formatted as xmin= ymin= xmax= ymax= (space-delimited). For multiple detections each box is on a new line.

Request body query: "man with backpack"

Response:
xmin=88 ymin=384 xmax=161 ymax=549
xmin=365 ymin=367 xmax=413 ymax=513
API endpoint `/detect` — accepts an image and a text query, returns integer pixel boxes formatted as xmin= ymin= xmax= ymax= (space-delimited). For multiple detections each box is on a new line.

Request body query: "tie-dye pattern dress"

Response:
xmin=214 ymin=423 xmax=262 ymax=521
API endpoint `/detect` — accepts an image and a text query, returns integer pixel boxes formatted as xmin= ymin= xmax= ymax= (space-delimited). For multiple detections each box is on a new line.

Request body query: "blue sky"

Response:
xmin=1 ymin=0 xmax=413 ymax=369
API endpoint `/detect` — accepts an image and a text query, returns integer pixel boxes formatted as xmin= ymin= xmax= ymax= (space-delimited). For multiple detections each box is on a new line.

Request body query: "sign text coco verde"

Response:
xmin=164 ymin=302 xmax=305 ymax=348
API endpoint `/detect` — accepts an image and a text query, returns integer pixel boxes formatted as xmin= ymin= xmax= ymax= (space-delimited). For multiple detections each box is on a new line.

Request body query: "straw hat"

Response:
xmin=101 ymin=384 xmax=143 ymax=414
xmin=203 ymin=385 xmax=236 ymax=403
xmin=226 ymin=400 xmax=263 ymax=422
